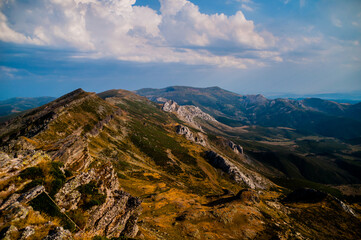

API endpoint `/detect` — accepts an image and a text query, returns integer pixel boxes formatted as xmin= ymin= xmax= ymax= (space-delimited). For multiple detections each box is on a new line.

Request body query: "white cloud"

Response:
xmin=0 ymin=12 xmax=43 ymax=45
xmin=331 ymin=17 xmax=342 ymax=28
xmin=241 ymin=4 xmax=254 ymax=12
xmin=0 ymin=0 xmax=280 ymax=68
xmin=0 ymin=66 xmax=19 ymax=78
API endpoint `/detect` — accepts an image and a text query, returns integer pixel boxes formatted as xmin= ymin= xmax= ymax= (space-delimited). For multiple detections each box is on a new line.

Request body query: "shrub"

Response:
xmin=19 ymin=167 xmax=44 ymax=180
xmin=77 ymin=181 xmax=106 ymax=210
xmin=67 ymin=209 xmax=87 ymax=229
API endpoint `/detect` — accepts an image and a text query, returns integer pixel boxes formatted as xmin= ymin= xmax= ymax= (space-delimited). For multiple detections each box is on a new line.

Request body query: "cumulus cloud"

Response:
xmin=0 ymin=0 xmax=279 ymax=68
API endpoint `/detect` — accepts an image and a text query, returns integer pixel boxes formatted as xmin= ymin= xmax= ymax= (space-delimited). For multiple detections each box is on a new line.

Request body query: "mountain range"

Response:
xmin=137 ymin=86 xmax=361 ymax=140
xmin=0 ymin=87 xmax=360 ymax=239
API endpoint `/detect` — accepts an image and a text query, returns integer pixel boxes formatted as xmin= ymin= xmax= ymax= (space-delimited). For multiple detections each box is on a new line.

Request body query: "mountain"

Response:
xmin=0 ymin=97 xmax=55 ymax=117
xmin=136 ymin=86 xmax=361 ymax=140
xmin=0 ymin=88 xmax=361 ymax=239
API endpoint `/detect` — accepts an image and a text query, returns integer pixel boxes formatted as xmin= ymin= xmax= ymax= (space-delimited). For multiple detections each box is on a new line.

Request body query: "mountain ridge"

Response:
xmin=1 ymin=87 xmax=361 ymax=239
xmin=136 ymin=86 xmax=361 ymax=140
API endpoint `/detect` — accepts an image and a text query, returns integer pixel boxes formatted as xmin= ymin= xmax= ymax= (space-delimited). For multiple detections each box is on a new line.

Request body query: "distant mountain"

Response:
xmin=136 ymin=86 xmax=361 ymax=140
xmin=266 ymin=92 xmax=361 ymax=104
xmin=0 ymin=96 xmax=55 ymax=117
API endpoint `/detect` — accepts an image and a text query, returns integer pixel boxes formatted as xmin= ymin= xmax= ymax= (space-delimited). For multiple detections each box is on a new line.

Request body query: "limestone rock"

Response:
xmin=0 ymin=193 xmax=20 ymax=211
xmin=227 ymin=140 xmax=243 ymax=155
xmin=18 ymin=185 xmax=45 ymax=203
xmin=55 ymin=164 xmax=142 ymax=238
xmin=43 ymin=227 xmax=73 ymax=240
xmin=205 ymin=151 xmax=267 ymax=189
xmin=163 ymin=100 xmax=216 ymax=129
xmin=55 ymin=170 xmax=95 ymax=210
xmin=176 ymin=125 xmax=207 ymax=146
xmin=20 ymin=226 xmax=35 ymax=239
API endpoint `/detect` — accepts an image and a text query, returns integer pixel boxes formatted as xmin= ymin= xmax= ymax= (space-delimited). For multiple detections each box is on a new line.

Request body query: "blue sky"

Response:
xmin=0 ymin=0 xmax=360 ymax=99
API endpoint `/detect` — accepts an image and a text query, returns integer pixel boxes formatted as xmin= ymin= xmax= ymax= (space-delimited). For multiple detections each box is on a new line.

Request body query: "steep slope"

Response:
xmin=0 ymin=88 xmax=360 ymax=240
xmin=136 ymin=86 xmax=361 ymax=140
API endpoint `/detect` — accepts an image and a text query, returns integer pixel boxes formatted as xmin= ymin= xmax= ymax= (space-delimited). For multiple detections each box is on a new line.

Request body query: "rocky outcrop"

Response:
xmin=54 ymin=165 xmax=142 ymax=238
xmin=176 ymin=125 xmax=207 ymax=146
xmin=43 ymin=227 xmax=73 ymax=240
xmin=51 ymin=135 xmax=91 ymax=171
xmin=20 ymin=226 xmax=35 ymax=239
xmin=87 ymin=109 xmax=122 ymax=137
xmin=227 ymin=140 xmax=243 ymax=155
xmin=18 ymin=185 xmax=45 ymax=203
xmin=163 ymin=100 xmax=216 ymax=128
xmin=55 ymin=171 xmax=95 ymax=211
xmin=1 ymin=186 xmax=44 ymax=212
xmin=87 ymin=190 xmax=142 ymax=238
xmin=205 ymin=151 xmax=267 ymax=189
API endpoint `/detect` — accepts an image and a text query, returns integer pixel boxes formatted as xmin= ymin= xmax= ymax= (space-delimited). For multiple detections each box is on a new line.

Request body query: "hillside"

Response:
xmin=136 ymin=86 xmax=361 ymax=140
xmin=0 ymin=88 xmax=360 ymax=239
xmin=0 ymin=97 xmax=55 ymax=117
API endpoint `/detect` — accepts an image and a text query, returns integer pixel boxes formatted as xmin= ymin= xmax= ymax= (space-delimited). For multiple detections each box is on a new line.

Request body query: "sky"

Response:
xmin=0 ymin=0 xmax=360 ymax=99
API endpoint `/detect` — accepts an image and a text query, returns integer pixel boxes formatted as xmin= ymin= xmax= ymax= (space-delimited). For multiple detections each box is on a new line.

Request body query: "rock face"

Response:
xmin=163 ymin=100 xmax=216 ymax=128
xmin=54 ymin=165 xmax=142 ymax=238
xmin=227 ymin=140 xmax=243 ymax=155
xmin=43 ymin=227 xmax=73 ymax=240
xmin=20 ymin=226 xmax=35 ymax=239
xmin=176 ymin=125 xmax=207 ymax=146
xmin=1 ymin=186 xmax=45 ymax=211
xmin=205 ymin=151 xmax=267 ymax=189
xmin=87 ymin=190 xmax=142 ymax=237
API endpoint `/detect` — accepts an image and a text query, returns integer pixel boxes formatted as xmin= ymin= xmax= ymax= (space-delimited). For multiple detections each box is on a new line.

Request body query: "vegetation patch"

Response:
xmin=77 ymin=181 xmax=106 ymax=210
xmin=19 ymin=167 xmax=44 ymax=180
xmin=29 ymin=192 xmax=76 ymax=231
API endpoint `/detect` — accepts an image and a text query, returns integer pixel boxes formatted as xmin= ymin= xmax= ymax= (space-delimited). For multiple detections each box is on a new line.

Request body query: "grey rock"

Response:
xmin=86 ymin=190 xmax=142 ymax=238
xmin=205 ymin=151 xmax=267 ymax=189
xmin=5 ymin=202 xmax=30 ymax=222
xmin=55 ymin=164 xmax=142 ymax=238
xmin=0 ymin=193 xmax=20 ymax=210
xmin=176 ymin=125 xmax=207 ymax=146
xmin=18 ymin=185 xmax=45 ymax=203
xmin=20 ymin=226 xmax=35 ymax=239
xmin=43 ymin=227 xmax=73 ymax=240
xmin=55 ymin=170 xmax=95 ymax=210
xmin=227 ymin=140 xmax=243 ymax=155
xmin=163 ymin=100 xmax=216 ymax=128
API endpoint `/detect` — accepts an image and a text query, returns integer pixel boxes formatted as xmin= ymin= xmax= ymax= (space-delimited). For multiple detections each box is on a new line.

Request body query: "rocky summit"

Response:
xmin=0 ymin=88 xmax=361 ymax=240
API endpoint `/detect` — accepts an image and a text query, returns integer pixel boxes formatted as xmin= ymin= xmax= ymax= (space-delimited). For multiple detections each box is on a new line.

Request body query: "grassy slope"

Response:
xmin=1 ymin=88 xmax=360 ymax=239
